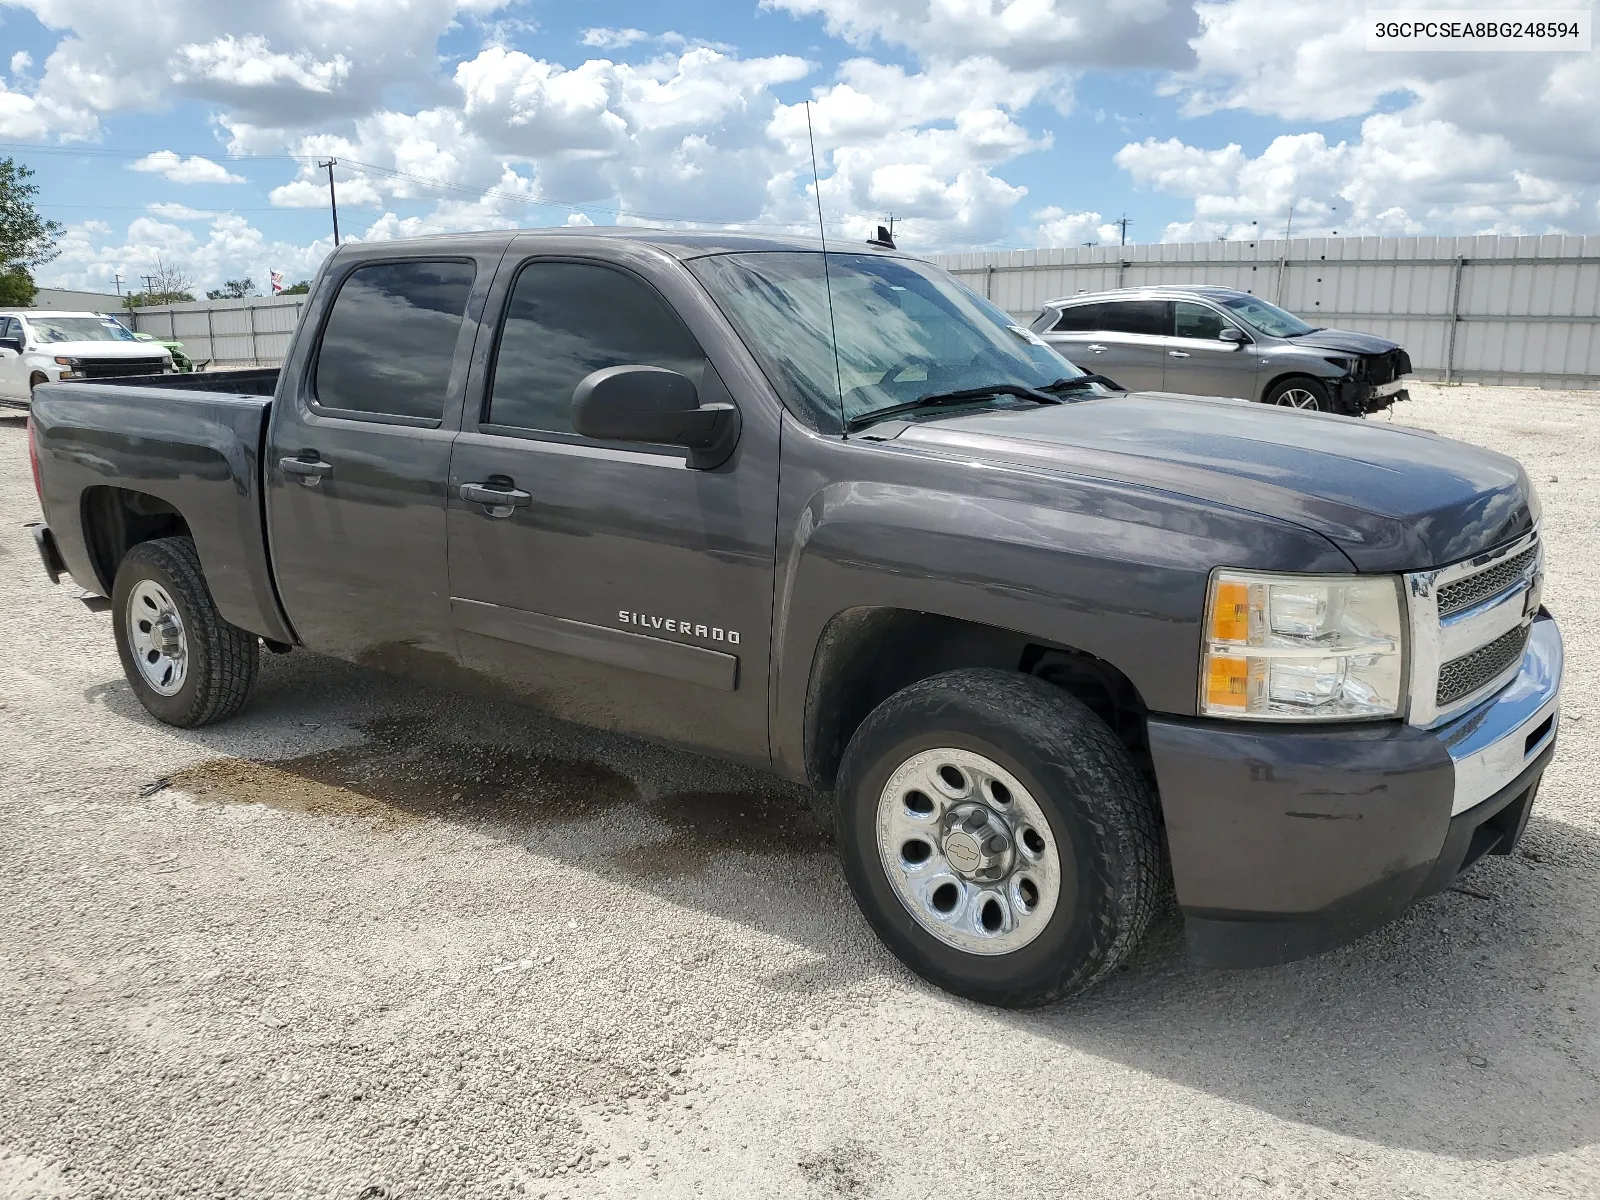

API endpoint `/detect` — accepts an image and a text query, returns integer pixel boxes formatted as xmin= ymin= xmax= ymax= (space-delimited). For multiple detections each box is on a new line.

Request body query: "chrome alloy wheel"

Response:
xmin=126 ymin=579 xmax=189 ymax=696
xmin=875 ymin=748 xmax=1061 ymax=955
xmin=1275 ymin=387 xmax=1321 ymax=410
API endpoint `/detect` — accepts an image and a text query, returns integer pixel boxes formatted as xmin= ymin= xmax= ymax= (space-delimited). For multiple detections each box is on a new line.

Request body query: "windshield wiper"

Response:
xmin=1041 ymin=374 xmax=1125 ymax=393
xmin=845 ymin=383 xmax=1060 ymax=433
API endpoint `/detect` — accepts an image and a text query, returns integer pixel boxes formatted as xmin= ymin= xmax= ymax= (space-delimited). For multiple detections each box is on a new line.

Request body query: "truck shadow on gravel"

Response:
xmin=1007 ymin=812 xmax=1600 ymax=1160
xmin=87 ymin=650 xmax=1599 ymax=1160
xmin=87 ymin=650 xmax=882 ymax=994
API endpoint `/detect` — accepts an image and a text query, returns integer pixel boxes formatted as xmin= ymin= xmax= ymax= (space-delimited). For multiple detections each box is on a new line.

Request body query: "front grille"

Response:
xmin=1437 ymin=623 xmax=1530 ymax=706
xmin=79 ymin=357 xmax=167 ymax=379
xmin=1369 ymin=353 xmax=1397 ymax=386
xmin=1437 ymin=545 xmax=1538 ymax=617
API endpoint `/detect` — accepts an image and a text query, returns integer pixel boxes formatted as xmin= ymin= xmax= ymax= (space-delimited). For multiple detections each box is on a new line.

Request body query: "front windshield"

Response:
xmin=27 ymin=316 xmax=138 ymax=344
xmin=690 ymin=252 xmax=1092 ymax=433
xmin=1219 ymin=294 xmax=1316 ymax=338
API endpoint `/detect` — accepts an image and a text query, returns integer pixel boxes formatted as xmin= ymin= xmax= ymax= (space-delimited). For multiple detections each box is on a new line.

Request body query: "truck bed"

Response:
xmin=75 ymin=367 xmax=281 ymax=396
xmin=29 ymin=377 xmax=294 ymax=644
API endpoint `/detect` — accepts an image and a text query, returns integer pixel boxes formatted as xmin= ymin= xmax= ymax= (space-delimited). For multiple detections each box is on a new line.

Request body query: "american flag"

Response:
xmin=270 ymin=270 xmax=284 ymax=295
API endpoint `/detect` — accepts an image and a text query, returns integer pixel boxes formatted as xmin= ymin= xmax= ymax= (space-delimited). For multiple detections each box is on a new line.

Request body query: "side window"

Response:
xmin=1051 ymin=303 xmax=1107 ymax=332
xmin=1100 ymin=300 xmax=1169 ymax=336
xmin=1174 ymin=301 xmax=1231 ymax=340
xmin=0 ymin=317 xmax=15 ymax=340
xmin=487 ymin=261 xmax=705 ymax=437
xmin=313 ymin=260 xmax=476 ymax=421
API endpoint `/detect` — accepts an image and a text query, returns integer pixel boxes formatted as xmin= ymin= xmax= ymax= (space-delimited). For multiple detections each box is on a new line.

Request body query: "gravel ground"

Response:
xmin=1 ymin=382 xmax=1597 ymax=1200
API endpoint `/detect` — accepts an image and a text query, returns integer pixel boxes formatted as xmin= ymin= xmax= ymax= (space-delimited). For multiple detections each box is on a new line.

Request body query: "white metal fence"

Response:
xmin=931 ymin=234 xmax=1600 ymax=389
xmin=128 ymin=295 xmax=307 ymax=368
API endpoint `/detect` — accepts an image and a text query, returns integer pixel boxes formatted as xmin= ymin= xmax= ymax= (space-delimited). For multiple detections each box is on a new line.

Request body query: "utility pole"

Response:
xmin=319 ymin=158 xmax=341 ymax=246
xmin=1115 ymin=215 xmax=1132 ymax=246
xmin=113 ymin=273 xmax=123 ymax=299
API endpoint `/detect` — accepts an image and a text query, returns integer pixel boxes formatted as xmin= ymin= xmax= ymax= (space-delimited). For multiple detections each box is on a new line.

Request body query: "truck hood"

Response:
xmin=1282 ymin=327 xmax=1402 ymax=355
xmin=30 ymin=341 xmax=166 ymax=358
xmin=893 ymin=393 xmax=1534 ymax=572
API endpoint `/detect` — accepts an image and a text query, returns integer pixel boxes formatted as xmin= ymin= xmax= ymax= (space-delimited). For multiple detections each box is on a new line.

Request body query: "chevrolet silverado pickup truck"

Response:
xmin=26 ymin=230 xmax=1562 ymax=1008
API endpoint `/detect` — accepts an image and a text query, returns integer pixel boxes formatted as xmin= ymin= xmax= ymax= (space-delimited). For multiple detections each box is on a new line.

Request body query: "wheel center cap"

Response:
xmin=941 ymin=803 xmax=1014 ymax=881
xmin=944 ymin=831 xmax=983 ymax=872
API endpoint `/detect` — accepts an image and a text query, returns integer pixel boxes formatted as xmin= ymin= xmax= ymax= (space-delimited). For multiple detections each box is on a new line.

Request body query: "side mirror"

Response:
xmin=0 ymin=336 xmax=22 ymax=355
xmin=1217 ymin=327 xmax=1248 ymax=345
xmin=572 ymin=364 xmax=740 ymax=470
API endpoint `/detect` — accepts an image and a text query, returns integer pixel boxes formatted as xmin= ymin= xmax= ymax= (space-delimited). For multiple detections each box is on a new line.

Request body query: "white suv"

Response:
xmin=0 ymin=311 xmax=173 ymax=408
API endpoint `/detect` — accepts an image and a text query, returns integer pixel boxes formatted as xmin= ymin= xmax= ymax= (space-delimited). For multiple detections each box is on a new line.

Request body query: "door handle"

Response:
xmin=1085 ymin=343 xmax=1108 ymax=353
xmin=280 ymin=455 xmax=332 ymax=487
xmin=1168 ymin=350 xmax=1192 ymax=358
xmin=460 ymin=481 xmax=532 ymax=516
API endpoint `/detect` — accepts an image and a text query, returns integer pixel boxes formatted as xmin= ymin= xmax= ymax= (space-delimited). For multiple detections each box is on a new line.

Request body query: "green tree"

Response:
xmin=280 ymin=279 xmax=311 ymax=295
xmin=0 ymin=266 xmax=36 ymax=306
xmin=206 ymin=277 xmax=257 ymax=300
xmin=0 ymin=158 xmax=63 ymax=286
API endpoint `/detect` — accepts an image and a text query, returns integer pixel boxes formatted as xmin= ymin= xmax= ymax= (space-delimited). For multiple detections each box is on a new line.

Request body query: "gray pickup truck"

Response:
xmin=26 ymin=230 xmax=1562 ymax=1008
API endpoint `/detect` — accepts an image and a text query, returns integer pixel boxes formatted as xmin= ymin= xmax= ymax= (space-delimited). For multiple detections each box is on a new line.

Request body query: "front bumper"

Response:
xmin=1340 ymin=375 xmax=1411 ymax=414
xmin=1149 ymin=611 xmax=1562 ymax=968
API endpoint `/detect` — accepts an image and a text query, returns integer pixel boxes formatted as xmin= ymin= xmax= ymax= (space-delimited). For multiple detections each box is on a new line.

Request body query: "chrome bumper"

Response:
xmin=1439 ymin=612 xmax=1561 ymax=816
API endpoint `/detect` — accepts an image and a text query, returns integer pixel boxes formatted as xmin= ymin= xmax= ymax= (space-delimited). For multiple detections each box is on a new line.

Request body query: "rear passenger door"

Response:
xmin=264 ymin=254 xmax=497 ymax=673
xmin=1163 ymin=300 xmax=1259 ymax=399
xmin=1041 ymin=299 xmax=1169 ymax=392
xmin=444 ymin=254 xmax=778 ymax=763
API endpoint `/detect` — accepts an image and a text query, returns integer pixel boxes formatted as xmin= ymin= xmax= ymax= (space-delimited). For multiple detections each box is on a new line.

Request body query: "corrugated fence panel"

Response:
xmin=130 ymin=297 xmax=308 ymax=367
xmin=933 ymin=234 xmax=1600 ymax=388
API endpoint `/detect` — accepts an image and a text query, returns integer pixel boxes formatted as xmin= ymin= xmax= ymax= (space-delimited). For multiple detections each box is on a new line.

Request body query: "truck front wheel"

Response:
xmin=834 ymin=668 xmax=1163 ymax=1007
xmin=111 ymin=536 xmax=259 ymax=727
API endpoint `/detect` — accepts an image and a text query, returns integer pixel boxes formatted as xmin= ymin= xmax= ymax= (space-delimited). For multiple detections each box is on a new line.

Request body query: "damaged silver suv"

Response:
xmin=1030 ymin=285 xmax=1413 ymax=415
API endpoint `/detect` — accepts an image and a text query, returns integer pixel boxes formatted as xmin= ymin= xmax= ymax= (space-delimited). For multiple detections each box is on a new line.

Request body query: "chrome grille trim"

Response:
xmin=1437 ymin=623 xmax=1531 ymax=706
xmin=1405 ymin=528 xmax=1542 ymax=728
xmin=1437 ymin=545 xmax=1538 ymax=617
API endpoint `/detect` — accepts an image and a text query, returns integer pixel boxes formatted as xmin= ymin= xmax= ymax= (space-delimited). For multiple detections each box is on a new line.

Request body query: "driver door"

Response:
xmin=0 ymin=317 xmax=25 ymax=402
xmin=446 ymin=254 xmax=778 ymax=764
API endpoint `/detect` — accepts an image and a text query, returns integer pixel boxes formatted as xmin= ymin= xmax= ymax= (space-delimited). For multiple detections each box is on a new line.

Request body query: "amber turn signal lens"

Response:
xmin=1206 ymin=656 xmax=1249 ymax=709
xmin=1210 ymin=581 xmax=1250 ymax=643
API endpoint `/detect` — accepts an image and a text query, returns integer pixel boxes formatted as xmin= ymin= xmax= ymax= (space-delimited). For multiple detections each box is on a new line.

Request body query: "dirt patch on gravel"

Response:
xmin=167 ymin=715 xmax=639 ymax=830
xmin=611 ymin=788 xmax=832 ymax=880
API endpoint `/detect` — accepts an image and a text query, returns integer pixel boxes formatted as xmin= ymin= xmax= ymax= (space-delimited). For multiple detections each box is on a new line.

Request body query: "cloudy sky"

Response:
xmin=0 ymin=0 xmax=1595 ymax=294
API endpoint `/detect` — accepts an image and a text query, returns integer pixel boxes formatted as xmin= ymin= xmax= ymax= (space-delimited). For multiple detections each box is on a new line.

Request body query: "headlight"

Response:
xmin=1201 ymin=569 xmax=1406 ymax=720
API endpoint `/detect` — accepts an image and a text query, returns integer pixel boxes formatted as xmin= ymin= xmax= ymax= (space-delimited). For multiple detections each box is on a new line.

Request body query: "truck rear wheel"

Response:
xmin=111 ymin=536 xmax=259 ymax=727
xmin=834 ymin=668 xmax=1163 ymax=1007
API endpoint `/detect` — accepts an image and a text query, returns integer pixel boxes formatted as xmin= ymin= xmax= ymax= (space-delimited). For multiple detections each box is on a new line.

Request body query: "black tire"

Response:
xmin=834 ymin=668 xmax=1163 ymax=1008
xmin=1264 ymin=375 xmax=1336 ymax=413
xmin=111 ymin=536 xmax=259 ymax=727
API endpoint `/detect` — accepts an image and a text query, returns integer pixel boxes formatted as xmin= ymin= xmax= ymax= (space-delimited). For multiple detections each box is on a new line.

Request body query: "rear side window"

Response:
xmin=486 ymin=261 xmax=704 ymax=437
xmin=1100 ymin=300 xmax=1169 ymax=336
xmin=1173 ymin=301 xmax=1231 ymax=340
xmin=1051 ymin=303 xmax=1109 ymax=332
xmin=314 ymin=260 xmax=476 ymax=421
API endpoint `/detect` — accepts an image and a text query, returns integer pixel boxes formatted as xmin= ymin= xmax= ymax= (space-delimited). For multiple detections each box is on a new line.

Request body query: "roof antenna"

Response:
xmin=805 ymin=100 xmax=846 ymax=435
xmin=867 ymin=214 xmax=896 ymax=249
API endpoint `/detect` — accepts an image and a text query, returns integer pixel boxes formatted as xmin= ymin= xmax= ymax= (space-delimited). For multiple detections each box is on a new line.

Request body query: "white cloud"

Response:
xmin=763 ymin=0 xmax=1198 ymax=70
xmin=1172 ymin=0 xmax=1600 ymax=187
xmin=268 ymin=175 xmax=384 ymax=209
xmin=145 ymin=202 xmax=218 ymax=220
xmin=37 ymin=212 xmax=334 ymax=296
xmin=565 ymin=211 xmax=594 ymax=226
xmin=0 ymin=1 xmax=506 ymax=136
xmin=10 ymin=51 xmax=33 ymax=75
xmin=581 ymin=28 xmax=652 ymax=49
xmin=173 ymin=34 xmax=351 ymax=94
xmin=130 ymin=151 xmax=245 ymax=184
xmin=1116 ymin=114 xmax=1579 ymax=241
xmin=1031 ymin=207 xmax=1119 ymax=246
